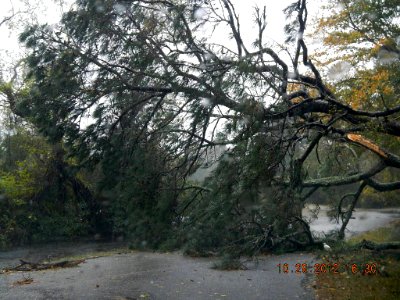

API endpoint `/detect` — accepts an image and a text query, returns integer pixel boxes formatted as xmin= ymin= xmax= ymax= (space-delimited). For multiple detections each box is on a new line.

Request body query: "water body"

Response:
xmin=303 ymin=205 xmax=400 ymax=239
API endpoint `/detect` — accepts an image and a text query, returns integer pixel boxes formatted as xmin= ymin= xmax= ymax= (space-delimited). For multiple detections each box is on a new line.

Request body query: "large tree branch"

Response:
xmin=366 ymin=178 xmax=400 ymax=192
xmin=222 ymin=0 xmax=248 ymax=57
xmin=338 ymin=181 xmax=367 ymax=239
xmin=346 ymin=134 xmax=400 ymax=168
xmin=301 ymin=161 xmax=386 ymax=187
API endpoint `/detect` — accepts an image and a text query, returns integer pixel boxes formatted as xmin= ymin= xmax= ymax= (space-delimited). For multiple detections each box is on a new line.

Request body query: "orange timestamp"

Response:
xmin=277 ymin=262 xmax=378 ymax=275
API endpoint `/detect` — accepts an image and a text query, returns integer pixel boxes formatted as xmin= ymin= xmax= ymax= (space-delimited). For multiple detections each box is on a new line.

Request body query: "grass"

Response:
xmin=348 ymin=222 xmax=400 ymax=245
xmin=314 ymin=221 xmax=400 ymax=300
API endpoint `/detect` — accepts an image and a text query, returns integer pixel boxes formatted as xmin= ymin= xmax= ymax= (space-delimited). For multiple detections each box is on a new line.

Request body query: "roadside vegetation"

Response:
xmin=314 ymin=221 xmax=400 ymax=300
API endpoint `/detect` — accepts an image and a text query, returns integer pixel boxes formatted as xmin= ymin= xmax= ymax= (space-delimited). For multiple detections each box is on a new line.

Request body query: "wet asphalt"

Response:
xmin=0 ymin=247 xmax=316 ymax=300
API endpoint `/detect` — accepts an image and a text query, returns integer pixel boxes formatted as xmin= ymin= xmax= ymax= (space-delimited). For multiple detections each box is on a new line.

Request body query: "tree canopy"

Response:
xmin=0 ymin=0 xmax=399 ymax=252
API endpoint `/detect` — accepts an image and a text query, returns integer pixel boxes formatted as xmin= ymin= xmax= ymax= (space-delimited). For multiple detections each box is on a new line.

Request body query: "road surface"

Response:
xmin=0 ymin=246 xmax=315 ymax=300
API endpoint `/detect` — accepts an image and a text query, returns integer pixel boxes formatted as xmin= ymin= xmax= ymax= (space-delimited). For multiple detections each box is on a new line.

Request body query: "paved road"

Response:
xmin=0 ymin=248 xmax=315 ymax=300
xmin=2 ymin=208 xmax=399 ymax=299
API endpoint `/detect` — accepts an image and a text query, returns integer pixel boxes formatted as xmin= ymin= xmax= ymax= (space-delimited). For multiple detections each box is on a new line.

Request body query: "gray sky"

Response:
xmin=0 ymin=0 xmax=327 ymax=130
xmin=0 ymin=0 xmax=326 ymax=70
xmin=0 ymin=0 xmax=68 ymax=80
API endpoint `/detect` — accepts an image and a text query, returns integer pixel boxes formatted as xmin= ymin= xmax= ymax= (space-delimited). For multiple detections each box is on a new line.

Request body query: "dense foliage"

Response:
xmin=312 ymin=0 xmax=400 ymax=212
xmin=0 ymin=0 xmax=399 ymax=253
xmin=0 ymin=125 xmax=92 ymax=247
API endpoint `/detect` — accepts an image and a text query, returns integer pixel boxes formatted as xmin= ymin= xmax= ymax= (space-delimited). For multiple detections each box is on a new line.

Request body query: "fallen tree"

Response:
xmin=358 ymin=240 xmax=400 ymax=251
xmin=1 ymin=259 xmax=85 ymax=273
xmin=0 ymin=0 xmax=398 ymax=253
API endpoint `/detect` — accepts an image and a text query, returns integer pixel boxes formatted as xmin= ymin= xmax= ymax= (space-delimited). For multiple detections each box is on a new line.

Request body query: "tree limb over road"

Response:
xmin=1 ymin=0 xmax=399 ymax=250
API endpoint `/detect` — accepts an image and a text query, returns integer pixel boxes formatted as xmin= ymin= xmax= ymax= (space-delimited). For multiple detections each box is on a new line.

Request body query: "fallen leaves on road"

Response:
xmin=2 ymin=259 xmax=85 ymax=273
xmin=13 ymin=277 xmax=34 ymax=286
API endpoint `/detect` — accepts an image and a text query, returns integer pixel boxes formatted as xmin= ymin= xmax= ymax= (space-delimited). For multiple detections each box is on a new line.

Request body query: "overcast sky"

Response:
xmin=0 ymin=0 xmax=327 ymax=72
xmin=0 ymin=0 xmax=329 ymax=136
